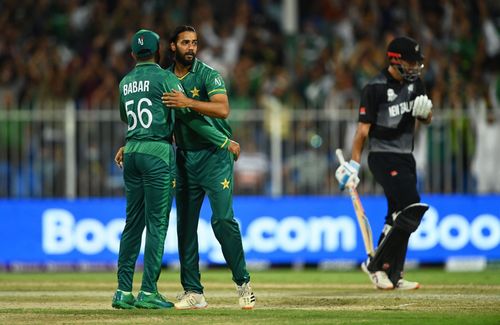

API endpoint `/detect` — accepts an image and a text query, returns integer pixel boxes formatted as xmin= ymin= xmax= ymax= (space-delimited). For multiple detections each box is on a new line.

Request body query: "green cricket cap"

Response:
xmin=131 ymin=29 xmax=160 ymax=58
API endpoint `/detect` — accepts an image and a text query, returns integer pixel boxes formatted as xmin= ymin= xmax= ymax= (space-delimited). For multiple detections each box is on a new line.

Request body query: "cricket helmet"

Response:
xmin=387 ymin=36 xmax=424 ymax=82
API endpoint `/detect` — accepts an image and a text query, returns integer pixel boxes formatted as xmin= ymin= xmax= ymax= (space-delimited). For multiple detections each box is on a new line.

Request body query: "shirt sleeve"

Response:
xmin=358 ymin=84 xmax=377 ymax=124
xmin=175 ymin=109 xmax=230 ymax=149
xmin=165 ymin=76 xmax=230 ymax=149
xmin=205 ymin=70 xmax=227 ymax=97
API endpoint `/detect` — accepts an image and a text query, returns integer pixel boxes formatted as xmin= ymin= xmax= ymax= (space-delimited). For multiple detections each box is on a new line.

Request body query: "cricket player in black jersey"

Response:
xmin=336 ymin=36 xmax=433 ymax=290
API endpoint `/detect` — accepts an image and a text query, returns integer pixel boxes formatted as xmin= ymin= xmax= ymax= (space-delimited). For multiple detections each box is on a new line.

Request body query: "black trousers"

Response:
xmin=368 ymin=152 xmax=421 ymax=283
xmin=368 ymin=152 xmax=420 ymax=225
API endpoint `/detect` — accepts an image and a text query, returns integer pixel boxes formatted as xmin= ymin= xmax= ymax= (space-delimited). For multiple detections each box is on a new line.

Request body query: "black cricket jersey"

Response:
xmin=358 ymin=69 xmax=426 ymax=154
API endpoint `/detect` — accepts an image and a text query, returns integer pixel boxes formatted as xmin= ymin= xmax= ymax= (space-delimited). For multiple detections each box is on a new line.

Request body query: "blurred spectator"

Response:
xmin=0 ymin=63 xmax=20 ymax=109
xmin=467 ymin=13 xmax=500 ymax=193
xmin=1 ymin=0 xmax=495 ymax=113
xmin=228 ymin=55 xmax=258 ymax=111
xmin=259 ymin=67 xmax=293 ymax=141
xmin=197 ymin=2 xmax=249 ymax=80
xmin=413 ymin=124 xmax=429 ymax=192
xmin=469 ymin=84 xmax=500 ymax=193
xmin=234 ymin=140 xmax=269 ymax=194
xmin=1 ymin=0 xmax=500 ymax=197
xmin=283 ymin=133 xmax=329 ymax=195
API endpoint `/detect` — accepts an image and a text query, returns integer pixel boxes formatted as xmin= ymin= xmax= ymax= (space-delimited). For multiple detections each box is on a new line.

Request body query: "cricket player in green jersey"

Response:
xmin=161 ymin=25 xmax=256 ymax=310
xmin=112 ymin=29 xmax=238 ymax=310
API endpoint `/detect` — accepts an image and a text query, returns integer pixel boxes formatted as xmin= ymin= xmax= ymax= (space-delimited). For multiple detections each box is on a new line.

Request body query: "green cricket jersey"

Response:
xmin=119 ymin=62 xmax=177 ymax=142
xmin=167 ymin=59 xmax=232 ymax=150
xmin=119 ymin=62 xmax=177 ymax=161
xmin=119 ymin=61 xmax=229 ymax=160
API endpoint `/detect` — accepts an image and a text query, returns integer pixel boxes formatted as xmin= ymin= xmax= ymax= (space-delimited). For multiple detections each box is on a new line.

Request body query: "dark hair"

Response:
xmin=136 ymin=54 xmax=153 ymax=61
xmin=136 ymin=45 xmax=160 ymax=64
xmin=169 ymin=25 xmax=196 ymax=44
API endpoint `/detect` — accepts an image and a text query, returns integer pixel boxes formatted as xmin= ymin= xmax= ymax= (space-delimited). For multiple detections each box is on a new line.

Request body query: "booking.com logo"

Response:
xmin=42 ymin=209 xmax=358 ymax=262
xmin=41 ymin=206 xmax=500 ymax=259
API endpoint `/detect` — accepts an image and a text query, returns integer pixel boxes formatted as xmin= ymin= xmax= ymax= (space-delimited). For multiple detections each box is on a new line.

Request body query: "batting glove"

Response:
xmin=335 ymin=160 xmax=360 ymax=191
xmin=412 ymin=95 xmax=433 ymax=119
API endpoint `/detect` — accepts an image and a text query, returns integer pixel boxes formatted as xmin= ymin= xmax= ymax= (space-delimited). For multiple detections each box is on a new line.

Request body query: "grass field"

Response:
xmin=0 ymin=268 xmax=499 ymax=324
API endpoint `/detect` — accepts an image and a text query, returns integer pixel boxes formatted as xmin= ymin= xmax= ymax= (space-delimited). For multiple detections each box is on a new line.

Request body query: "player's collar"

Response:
xmin=135 ymin=62 xmax=160 ymax=68
xmin=190 ymin=58 xmax=200 ymax=72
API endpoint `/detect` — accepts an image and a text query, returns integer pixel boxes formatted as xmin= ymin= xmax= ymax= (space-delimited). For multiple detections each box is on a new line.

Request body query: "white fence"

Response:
xmin=0 ymin=103 xmax=494 ymax=198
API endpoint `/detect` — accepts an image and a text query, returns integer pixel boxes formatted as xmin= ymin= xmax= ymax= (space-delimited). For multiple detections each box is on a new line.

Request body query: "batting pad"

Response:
xmin=367 ymin=203 xmax=429 ymax=272
xmin=393 ymin=203 xmax=429 ymax=233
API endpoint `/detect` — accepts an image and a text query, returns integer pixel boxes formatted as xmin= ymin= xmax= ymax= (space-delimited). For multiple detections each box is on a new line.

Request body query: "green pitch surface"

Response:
xmin=0 ymin=269 xmax=499 ymax=324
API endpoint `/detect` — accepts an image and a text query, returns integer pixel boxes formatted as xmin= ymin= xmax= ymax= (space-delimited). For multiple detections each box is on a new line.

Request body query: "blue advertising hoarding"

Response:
xmin=0 ymin=195 xmax=498 ymax=266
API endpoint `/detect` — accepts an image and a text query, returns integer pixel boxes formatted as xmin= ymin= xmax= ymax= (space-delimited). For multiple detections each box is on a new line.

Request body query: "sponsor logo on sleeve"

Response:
xmin=387 ymin=88 xmax=397 ymax=102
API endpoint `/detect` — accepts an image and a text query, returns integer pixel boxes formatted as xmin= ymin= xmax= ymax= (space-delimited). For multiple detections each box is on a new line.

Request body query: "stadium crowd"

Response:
xmin=0 ymin=0 xmax=499 ymax=196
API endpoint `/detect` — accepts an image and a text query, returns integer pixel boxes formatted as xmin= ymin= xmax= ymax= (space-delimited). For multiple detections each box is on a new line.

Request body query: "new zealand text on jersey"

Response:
xmin=123 ymin=80 xmax=150 ymax=96
xmin=388 ymin=101 xmax=413 ymax=117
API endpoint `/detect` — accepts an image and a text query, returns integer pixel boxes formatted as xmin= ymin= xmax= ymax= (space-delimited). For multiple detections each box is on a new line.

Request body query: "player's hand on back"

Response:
xmin=162 ymin=89 xmax=193 ymax=108
xmin=114 ymin=146 xmax=125 ymax=169
xmin=335 ymin=160 xmax=360 ymax=191
xmin=228 ymin=140 xmax=240 ymax=161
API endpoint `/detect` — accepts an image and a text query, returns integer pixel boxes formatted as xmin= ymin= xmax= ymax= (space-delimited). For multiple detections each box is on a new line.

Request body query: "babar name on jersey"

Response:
xmin=123 ymin=80 xmax=150 ymax=96
xmin=388 ymin=101 xmax=412 ymax=117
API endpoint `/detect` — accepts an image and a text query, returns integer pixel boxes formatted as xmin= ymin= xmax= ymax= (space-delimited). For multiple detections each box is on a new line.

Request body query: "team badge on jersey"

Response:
xmin=387 ymin=88 xmax=397 ymax=102
xmin=190 ymin=87 xmax=200 ymax=98
xmin=359 ymin=107 xmax=366 ymax=115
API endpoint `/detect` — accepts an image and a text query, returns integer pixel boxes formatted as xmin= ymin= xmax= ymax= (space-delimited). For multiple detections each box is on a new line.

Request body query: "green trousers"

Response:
xmin=117 ymin=147 xmax=175 ymax=293
xmin=176 ymin=147 xmax=250 ymax=293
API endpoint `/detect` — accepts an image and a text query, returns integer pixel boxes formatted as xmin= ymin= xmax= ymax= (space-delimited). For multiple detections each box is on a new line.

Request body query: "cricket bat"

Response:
xmin=336 ymin=149 xmax=375 ymax=257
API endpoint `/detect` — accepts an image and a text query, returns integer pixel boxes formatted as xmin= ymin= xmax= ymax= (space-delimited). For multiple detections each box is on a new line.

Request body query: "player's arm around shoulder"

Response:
xmin=161 ymin=87 xmax=229 ymax=119
xmin=187 ymin=69 xmax=229 ymax=118
xmin=205 ymin=70 xmax=230 ymax=118
xmin=185 ymin=69 xmax=230 ymax=119
xmin=161 ymin=70 xmax=229 ymax=118
xmin=204 ymin=93 xmax=230 ymax=119
xmin=161 ymin=76 xmax=236 ymax=155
